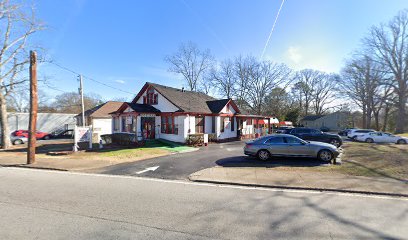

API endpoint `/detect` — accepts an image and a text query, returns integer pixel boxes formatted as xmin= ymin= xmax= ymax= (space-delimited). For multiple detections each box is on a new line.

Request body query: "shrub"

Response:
xmin=186 ymin=134 xmax=204 ymax=146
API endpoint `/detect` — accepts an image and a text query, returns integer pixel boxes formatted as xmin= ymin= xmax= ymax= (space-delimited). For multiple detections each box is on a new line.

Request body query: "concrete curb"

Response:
xmin=0 ymin=164 xmax=68 ymax=172
xmin=188 ymin=177 xmax=408 ymax=198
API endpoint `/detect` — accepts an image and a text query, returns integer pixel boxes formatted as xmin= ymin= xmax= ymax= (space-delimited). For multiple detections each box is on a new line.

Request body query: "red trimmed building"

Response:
xmin=111 ymin=82 xmax=279 ymax=143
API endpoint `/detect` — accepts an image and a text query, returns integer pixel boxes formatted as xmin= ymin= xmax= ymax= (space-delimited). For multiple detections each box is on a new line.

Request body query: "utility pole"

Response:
xmin=78 ymin=74 xmax=85 ymax=127
xmin=27 ymin=51 xmax=38 ymax=164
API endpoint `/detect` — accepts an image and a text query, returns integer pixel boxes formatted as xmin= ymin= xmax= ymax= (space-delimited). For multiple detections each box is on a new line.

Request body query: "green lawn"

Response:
xmin=398 ymin=133 xmax=408 ymax=137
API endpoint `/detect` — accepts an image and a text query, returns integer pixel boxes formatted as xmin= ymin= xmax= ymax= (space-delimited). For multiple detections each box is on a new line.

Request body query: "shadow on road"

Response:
xmin=216 ymin=156 xmax=328 ymax=168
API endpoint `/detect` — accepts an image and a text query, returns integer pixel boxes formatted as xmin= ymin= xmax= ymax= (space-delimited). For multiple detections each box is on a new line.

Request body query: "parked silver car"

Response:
xmin=244 ymin=134 xmax=340 ymax=162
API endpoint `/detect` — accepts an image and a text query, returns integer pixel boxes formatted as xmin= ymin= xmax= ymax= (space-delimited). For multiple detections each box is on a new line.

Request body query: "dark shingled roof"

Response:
xmin=147 ymin=83 xmax=223 ymax=113
xmin=301 ymin=115 xmax=326 ymax=121
xmin=206 ymin=99 xmax=231 ymax=113
xmin=126 ymin=103 xmax=160 ymax=113
xmin=78 ymin=101 xmax=124 ymax=118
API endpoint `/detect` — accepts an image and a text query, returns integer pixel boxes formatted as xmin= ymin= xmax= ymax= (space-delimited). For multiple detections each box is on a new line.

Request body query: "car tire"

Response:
xmin=318 ymin=150 xmax=334 ymax=162
xmin=13 ymin=139 xmax=23 ymax=145
xmin=397 ymin=139 xmax=407 ymax=144
xmin=43 ymin=135 xmax=50 ymax=140
xmin=365 ymin=138 xmax=374 ymax=143
xmin=257 ymin=150 xmax=270 ymax=161
xmin=329 ymin=139 xmax=341 ymax=147
xmin=351 ymin=136 xmax=357 ymax=141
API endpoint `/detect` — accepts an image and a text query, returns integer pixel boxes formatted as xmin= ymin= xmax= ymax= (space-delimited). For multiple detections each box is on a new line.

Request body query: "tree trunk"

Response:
xmin=395 ymin=95 xmax=407 ymax=133
xmin=0 ymin=94 xmax=10 ymax=149
xmin=362 ymin=106 xmax=367 ymax=129
xmin=382 ymin=104 xmax=390 ymax=132
xmin=373 ymin=111 xmax=380 ymax=131
xmin=366 ymin=107 xmax=372 ymax=129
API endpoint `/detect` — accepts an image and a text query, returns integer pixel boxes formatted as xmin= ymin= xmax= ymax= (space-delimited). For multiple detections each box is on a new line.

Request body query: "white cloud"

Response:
xmin=286 ymin=46 xmax=302 ymax=64
xmin=114 ymin=79 xmax=125 ymax=84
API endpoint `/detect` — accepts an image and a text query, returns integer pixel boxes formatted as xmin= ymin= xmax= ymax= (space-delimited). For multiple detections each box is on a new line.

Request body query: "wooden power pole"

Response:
xmin=27 ymin=51 xmax=38 ymax=164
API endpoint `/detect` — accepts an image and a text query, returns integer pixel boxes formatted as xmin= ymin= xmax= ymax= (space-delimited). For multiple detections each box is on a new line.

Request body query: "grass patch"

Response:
xmin=398 ymin=133 xmax=408 ymax=137
xmin=312 ymin=142 xmax=408 ymax=180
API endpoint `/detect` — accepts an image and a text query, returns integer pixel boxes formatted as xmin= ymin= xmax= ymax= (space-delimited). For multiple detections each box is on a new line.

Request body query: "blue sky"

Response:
xmin=33 ymin=0 xmax=408 ymax=101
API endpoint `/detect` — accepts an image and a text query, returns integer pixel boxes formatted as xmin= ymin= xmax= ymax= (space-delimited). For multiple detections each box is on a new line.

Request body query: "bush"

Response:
xmin=102 ymin=133 xmax=140 ymax=146
xmin=186 ymin=134 xmax=204 ymax=146
xmin=208 ymin=133 xmax=217 ymax=142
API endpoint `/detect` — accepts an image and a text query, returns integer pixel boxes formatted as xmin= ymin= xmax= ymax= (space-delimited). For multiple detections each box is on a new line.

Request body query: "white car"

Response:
xmin=11 ymin=136 xmax=28 ymax=145
xmin=355 ymin=132 xmax=408 ymax=144
xmin=347 ymin=129 xmax=375 ymax=140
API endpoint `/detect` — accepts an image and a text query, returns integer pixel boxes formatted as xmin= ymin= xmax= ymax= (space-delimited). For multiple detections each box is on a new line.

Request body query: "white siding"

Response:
xmin=158 ymin=116 xmax=186 ymax=143
xmin=92 ymin=118 xmax=112 ymax=135
xmin=204 ymin=116 xmax=213 ymax=134
xmin=216 ymin=116 xmax=237 ymax=140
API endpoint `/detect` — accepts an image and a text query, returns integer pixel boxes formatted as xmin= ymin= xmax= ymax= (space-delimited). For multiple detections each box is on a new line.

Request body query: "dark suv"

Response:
xmin=287 ymin=128 xmax=343 ymax=147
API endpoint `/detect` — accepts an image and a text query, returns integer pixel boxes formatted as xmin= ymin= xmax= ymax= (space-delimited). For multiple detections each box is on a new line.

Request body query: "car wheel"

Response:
xmin=43 ymin=135 xmax=50 ymax=140
xmin=397 ymin=139 xmax=407 ymax=144
xmin=329 ymin=139 xmax=341 ymax=147
xmin=365 ymin=138 xmax=374 ymax=143
xmin=257 ymin=150 xmax=270 ymax=161
xmin=318 ymin=150 xmax=333 ymax=162
xmin=13 ymin=139 xmax=23 ymax=145
xmin=351 ymin=136 xmax=357 ymax=141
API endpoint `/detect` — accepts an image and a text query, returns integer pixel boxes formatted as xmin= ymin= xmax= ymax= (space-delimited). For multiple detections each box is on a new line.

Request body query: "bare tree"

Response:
xmin=0 ymin=1 xmax=44 ymax=148
xmin=365 ymin=9 xmax=408 ymax=133
xmin=292 ymin=69 xmax=325 ymax=115
xmin=340 ymin=53 xmax=391 ymax=129
xmin=247 ymin=61 xmax=291 ymax=115
xmin=233 ymin=55 xmax=254 ymax=109
xmin=208 ymin=59 xmax=236 ymax=98
xmin=165 ymin=41 xmax=214 ymax=91
xmin=312 ymin=73 xmax=337 ymax=115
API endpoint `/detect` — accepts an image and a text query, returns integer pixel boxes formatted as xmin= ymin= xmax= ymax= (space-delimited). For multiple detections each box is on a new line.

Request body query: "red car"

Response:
xmin=12 ymin=130 xmax=51 ymax=140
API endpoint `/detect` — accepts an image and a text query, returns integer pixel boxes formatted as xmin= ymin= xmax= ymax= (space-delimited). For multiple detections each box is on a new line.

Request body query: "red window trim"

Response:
xmin=161 ymin=116 xmax=177 ymax=134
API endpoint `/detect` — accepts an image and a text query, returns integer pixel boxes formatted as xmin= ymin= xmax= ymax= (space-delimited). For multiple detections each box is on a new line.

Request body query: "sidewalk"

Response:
xmin=189 ymin=167 xmax=408 ymax=196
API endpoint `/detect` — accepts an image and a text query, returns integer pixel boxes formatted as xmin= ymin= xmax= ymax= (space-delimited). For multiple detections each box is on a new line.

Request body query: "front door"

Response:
xmin=141 ymin=117 xmax=155 ymax=139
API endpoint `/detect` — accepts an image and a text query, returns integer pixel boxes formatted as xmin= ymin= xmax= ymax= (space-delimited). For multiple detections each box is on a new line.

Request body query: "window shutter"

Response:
xmin=231 ymin=117 xmax=235 ymax=131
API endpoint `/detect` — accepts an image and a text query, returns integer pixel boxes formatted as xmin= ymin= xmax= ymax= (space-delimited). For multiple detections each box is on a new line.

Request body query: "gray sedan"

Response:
xmin=244 ymin=134 xmax=340 ymax=162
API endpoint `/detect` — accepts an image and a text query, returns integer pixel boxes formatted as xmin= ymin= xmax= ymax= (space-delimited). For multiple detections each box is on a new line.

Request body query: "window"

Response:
xmin=195 ymin=116 xmax=204 ymax=133
xmin=221 ymin=117 xmax=225 ymax=132
xmin=247 ymin=118 xmax=252 ymax=125
xmin=211 ymin=116 xmax=216 ymax=133
xmin=296 ymin=128 xmax=311 ymax=134
xmin=161 ymin=116 xmax=178 ymax=134
xmin=113 ymin=117 xmax=120 ymax=131
xmin=265 ymin=137 xmax=284 ymax=144
xmin=231 ymin=117 xmax=235 ymax=131
xmin=285 ymin=136 xmax=303 ymax=144
xmin=143 ymin=88 xmax=158 ymax=105
xmin=121 ymin=117 xmax=126 ymax=132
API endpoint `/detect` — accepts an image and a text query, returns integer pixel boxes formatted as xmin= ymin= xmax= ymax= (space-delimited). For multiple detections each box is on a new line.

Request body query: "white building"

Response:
xmin=110 ymin=82 xmax=276 ymax=143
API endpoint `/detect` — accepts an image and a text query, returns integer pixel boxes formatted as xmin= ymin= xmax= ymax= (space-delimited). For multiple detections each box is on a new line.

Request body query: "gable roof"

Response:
xmin=133 ymin=82 xmax=239 ymax=114
xmin=78 ymin=101 xmax=124 ymax=118
xmin=125 ymin=103 xmax=160 ymax=113
xmin=112 ymin=102 xmax=160 ymax=114
xmin=206 ymin=99 xmax=230 ymax=113
xmin=301 ymin=115 xmax=326 ymax=121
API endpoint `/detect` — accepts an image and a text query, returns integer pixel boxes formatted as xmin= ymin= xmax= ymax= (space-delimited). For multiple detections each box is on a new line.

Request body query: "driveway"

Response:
xmin=92 ymin=141 xmax=329 ymax=180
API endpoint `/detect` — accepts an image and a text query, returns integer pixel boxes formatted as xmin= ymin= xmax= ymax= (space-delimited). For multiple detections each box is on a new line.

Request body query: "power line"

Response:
xmin=260 ymin=0 xmax=286 ymax=59
xmin=48 ymin=62 xmax=135 ymax=95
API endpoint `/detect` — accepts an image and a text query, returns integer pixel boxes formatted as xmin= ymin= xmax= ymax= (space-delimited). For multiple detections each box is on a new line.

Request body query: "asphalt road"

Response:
xmin=96 ymin=141 xmax=330 ymax=180
xmin=0 ymin=167 xmax=406 ymax=240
